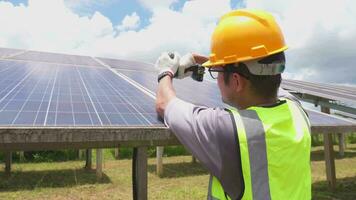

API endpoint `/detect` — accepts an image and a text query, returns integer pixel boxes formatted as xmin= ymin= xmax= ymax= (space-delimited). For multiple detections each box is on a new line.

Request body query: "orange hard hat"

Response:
xmin=203 ymin=9 xmax=288 ymax=67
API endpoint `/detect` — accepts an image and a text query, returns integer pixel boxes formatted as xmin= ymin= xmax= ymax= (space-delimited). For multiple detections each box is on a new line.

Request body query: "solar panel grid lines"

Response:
xmin=0 ymin=57 xmax=163 ymax=127
xmin=282 ymin=83 xmax=356 ymax=105
xmin=85 ymin=67 xmax=161 ymax=126
xmin=285 ymin=81 xmax=356 ymax=96
xmin=11 ymin=65 xmax=50 ymax=126
xmin=307 ymin=109 xmax=356 ymax=126
xmin=95 ymin=70 xmax=152 ymax=126
xmin=43 ymin=66 xmax=59 ymax=126
xmin=0 ymin=63 xmax=45 ymax=125
xmin=71 ymin=68 xmax=99 ymax=126
xmin=92 ymin=57 xmax=156 ymax=100
xmin=0 ymin=63 xmax=39 ymax=109
xmin=282 ymin=80 xmax=356 ymax=103
xmin=81 ymin=68 xmax=135 ymax=126
xmin=285 ymin=79 xmax=356 ymax=93
xmin=1 ymin=47 xmax=355 ymax=131
xmin=75 ymin=66 xmax=104 ymax=126
xmin=92 ymin=56 xmax=160 ymax=125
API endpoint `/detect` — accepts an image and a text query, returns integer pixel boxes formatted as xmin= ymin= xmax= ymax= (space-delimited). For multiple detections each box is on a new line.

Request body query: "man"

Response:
xmin=155 ymin=9 xmax=311 ymax=200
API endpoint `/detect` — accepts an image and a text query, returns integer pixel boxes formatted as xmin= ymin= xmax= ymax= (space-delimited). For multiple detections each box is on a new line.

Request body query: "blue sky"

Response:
xmin=4 ymin=0 xmax=242 ymax=29
xmin=0 ymin=0 xmax=355 ymax=85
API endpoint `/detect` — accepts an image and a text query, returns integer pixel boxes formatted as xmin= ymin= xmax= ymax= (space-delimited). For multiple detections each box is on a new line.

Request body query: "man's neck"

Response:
xmin=237 ymin=96 xmax=278 ymax=110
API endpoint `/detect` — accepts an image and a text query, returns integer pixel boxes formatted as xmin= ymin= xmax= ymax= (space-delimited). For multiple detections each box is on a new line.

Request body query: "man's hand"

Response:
xmin=176 ymin=53 xmax=196 ymax=79
xmin=155 ymin=52 xmax=180 ymax=82
xmin=192 ymin=53 xmax=209 ymax=65
xmin=155 ymin=52 xmax=180 ymax=118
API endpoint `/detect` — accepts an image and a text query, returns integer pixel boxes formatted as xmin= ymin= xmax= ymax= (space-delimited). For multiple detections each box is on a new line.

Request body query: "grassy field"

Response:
xmin=0 ymin=144 xmax=355 ymax=200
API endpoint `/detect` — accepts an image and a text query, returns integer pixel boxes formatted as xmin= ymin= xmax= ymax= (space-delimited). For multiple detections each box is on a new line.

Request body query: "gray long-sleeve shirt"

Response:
xmin=163 ymin=88 xmax=300 ymax=199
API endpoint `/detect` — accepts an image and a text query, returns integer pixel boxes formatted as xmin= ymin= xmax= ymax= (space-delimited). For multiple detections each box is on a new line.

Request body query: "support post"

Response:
xmin=192 ymin=156 xmax=197 ymax=163
xmin=96 ymin=149 xmax=103 ymax=180
xmin=5 ymin=151 xmax=12 ymax=175
xmin=85 ymin=149 xmax=92 ymax=170
xmin=133 ymin=147 xmax=147 ymax=200
xmin=114 ymin=147 xmax=120 ymax=160
xmin=338 ymin=133 xmax=345 ymax=157
xmin=19 ymin=151 xmax=25 ymax=162
xmin=156 ymin=146 xmax=163 ymax=176
xmin=78 ymin=149 xmax=85 ymax=159
xmin=321 ymin=106 xmax=336 ymax=190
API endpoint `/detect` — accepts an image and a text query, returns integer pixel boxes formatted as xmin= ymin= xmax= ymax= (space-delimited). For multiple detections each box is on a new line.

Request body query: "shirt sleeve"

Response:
xmin=164 ymin=97 xmax=243 ymax=199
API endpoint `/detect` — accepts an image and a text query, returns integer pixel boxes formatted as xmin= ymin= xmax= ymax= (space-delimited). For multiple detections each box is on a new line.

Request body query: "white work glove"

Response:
xmin=176 ymin=53 xmax=196 ymax=79
xmin=155 ymin=52 xmax=181 ymax=81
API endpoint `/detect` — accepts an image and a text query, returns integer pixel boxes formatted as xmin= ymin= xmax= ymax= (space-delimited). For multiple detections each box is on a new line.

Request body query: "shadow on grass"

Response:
xmin=0 ymin=168 xmax=111 ymax=192
xmin=147 ymin=162 xmax=208 ymax=178
xmin=313 ymin=176 xmax=356 ymax=200
xmin=348 ymin=147 xmax=356 ymax=151
xmin=311 ymin=149 xmax=356 ymax=162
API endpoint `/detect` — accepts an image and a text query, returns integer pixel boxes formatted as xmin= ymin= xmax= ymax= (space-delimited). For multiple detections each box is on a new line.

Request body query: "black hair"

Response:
xmin=223 ymin=52 xmax=285 ymax=99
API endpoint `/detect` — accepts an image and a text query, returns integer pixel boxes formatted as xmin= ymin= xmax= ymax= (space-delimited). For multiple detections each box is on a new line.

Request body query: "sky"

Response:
xmin=0 ymin=0 xmax=355 ymax=85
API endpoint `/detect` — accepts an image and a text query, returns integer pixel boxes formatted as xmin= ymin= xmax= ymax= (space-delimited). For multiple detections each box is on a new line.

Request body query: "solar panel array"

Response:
xmin=0 ymin=48 xmax=161 ymax=127
xmin=115 ymin=67 xmax=356 ymax=129
xmin=282 ymin=79 xmax=356 ymax=105
xmin=0 ymin=47 xmax=355 ymax=129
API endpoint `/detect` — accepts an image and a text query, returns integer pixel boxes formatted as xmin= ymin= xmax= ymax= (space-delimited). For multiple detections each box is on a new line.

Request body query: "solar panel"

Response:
xmin=0 ymin=47 xmax=25 ymax=58
xmin=10 ymin=50 xmax=104 ymax=67
xmin=112 ymin=67 xmax=356 ymax=131
xmin=116 ymin=68 xmax=224 ymax=107
xmin=97 ymin=57 xmax=155 ymax=72
xmin=282 ymin=79 xmax=356 ymax=104
xmin=0 ymin=59 xmax=162 ymax=127
xmin=1 ymin=47 xmax=354 ymax=131
xmin=307 ymin=109 xmax=355 ymax=126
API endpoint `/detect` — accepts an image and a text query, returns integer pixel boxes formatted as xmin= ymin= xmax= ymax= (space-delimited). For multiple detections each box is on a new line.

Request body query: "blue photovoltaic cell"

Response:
xmin=0 ymin=59 xmax=163 ymax=127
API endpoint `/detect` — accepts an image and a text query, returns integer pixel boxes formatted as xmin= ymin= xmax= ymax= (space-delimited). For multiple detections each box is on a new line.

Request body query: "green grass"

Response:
xmin=1 ymin=144 xmax=356 ymax=200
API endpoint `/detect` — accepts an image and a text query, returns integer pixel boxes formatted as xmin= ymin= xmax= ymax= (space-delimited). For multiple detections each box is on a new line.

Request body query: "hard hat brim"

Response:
xmin=202 ymin=46 xmax=288 ymax=68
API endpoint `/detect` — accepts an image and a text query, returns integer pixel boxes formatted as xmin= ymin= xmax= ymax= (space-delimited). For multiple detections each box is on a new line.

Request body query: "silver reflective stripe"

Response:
xmin=239 ymin=110 xmax=271 ymax=200
xmin=208 ymin=175 xmax=213 ymax=200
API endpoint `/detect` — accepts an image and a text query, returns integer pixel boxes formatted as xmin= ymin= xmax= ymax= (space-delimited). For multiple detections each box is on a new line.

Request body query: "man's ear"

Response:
xmin=232 ymin=73 xmax=245 ymax=93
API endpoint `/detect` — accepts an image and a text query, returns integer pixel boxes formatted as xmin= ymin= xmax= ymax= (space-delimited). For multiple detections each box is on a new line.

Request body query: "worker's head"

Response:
xmin=203 ymin=9 xmax=287 ymax=108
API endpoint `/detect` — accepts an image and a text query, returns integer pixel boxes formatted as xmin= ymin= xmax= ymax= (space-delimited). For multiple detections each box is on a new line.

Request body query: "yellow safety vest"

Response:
xmin=208 ymin=99 xmax=311 ymax=200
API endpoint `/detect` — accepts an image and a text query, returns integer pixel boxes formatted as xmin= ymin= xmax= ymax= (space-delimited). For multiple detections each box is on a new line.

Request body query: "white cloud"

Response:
xmin=245 ymin=0 xmax=356 ymax=84
xmin=117 ymin=12 xmax=141 ymax=31
xmin=1 ymin=0 xmax=355 ymax=85
xmin=0 ymin=0 xmax=114 ymax=54
xmin=0 ymin=0 xmax=231 ymax=62
xmin=77 ymin=0 xmax=232 ymax=62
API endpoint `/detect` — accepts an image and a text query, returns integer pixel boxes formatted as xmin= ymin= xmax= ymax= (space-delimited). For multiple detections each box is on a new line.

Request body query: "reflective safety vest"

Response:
xmin=208 ymin=99 xmax=311 ymax=200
